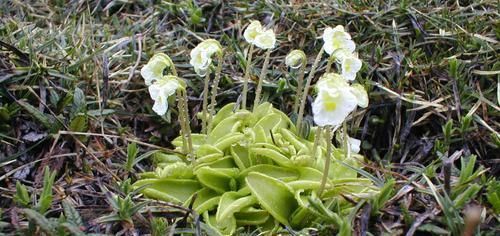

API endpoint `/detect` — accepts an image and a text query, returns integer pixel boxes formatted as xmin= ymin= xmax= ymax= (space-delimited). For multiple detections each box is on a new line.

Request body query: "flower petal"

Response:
xmin=348 ymin=137 xmax=361 ymax=153
xmin=244 ymin=21 xmax=263 ymax=44
xmin=254 ymin=29 xmax=276 ymax=49
xmin=350 ymin=83 xmax=369 ymax=108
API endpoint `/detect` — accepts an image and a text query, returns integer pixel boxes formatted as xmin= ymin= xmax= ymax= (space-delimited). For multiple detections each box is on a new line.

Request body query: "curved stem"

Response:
xmin=297 ymin=47 xmax=324 ymax=134
xmin=253 ymin=49 xmax=272 ymax=112
xmin=318 ymin=125 xmax=332 ymax=197
xmin=201 ymin=72 xmax=210 ymax=134
xmin=292 ymin=58 xmax=307 ymax=114
xmin=166 ymin=57 xmax=177 ymax=77
xmin=242 ymin=44 xmax=254 ymax=110
xmin=325 ymin=55 xmax=335 ymax=73
xmin=207 ymin=51 xmax=224 ymax=133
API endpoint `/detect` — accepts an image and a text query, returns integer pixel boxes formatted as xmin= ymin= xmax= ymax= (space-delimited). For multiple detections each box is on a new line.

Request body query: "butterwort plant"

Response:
xmin=136 ymin=21 xmax=374 ymax=235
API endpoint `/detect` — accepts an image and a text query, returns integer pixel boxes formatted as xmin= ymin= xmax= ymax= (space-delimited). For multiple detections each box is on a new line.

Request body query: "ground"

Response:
xmin=0 ymin=0 xmax=499 ymax=235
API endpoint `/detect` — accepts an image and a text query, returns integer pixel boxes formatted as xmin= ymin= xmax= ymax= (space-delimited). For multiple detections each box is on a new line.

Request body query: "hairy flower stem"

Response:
xmin=253 ymin=49 xmax=272 ymax=111
xmin=242 ymin=44 xmax=254 ymax=110
xmin=342 ymin=120 xmax=350 ymax=160
xmin=312 ymin=126 xmax=323 ymax=162
xmin=207 ymin=51 xmax=224 ymax=134
xmin=176 ymin=90 xmax=188 ymax=154
xmin=292 ymin=58 xmax=307 ymax=115
xmin=325 ymin=55 xmax=335 ymax=73
xmin=318 ymin=125 xmax=332 ymax=197
xmin=178 ymin=89 xmax=193 ymax=161
xmin=297 ymin=47 xmax=324 ymax=135
xmin=201 ymin=72 xmax=210 ymax=134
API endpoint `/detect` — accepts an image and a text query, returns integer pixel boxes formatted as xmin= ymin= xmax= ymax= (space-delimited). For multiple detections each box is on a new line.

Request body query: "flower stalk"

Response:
xmin=312 ymin=126 xmax=323 ymax=162
xmin=177 ymin=88 xmax=193 ymax=160
xmin=318 ymin=125 xmax=332 ymax=197
xmin=207 ymin=51 xmax=224 ymax=133
xmin=325 ymin=55 xmax=335 ymax=73
xmin=297 ymin=47 xmax=324 ymax=134
xmin=253 ymin=49 xmax=272 ymax=111
xmin=242 ymin=44 xmax=254 ymax=110
xmin=292 ymin=55 xmax=307 ymax=115
xmin=176 ymin=89 xmax=188 ymax=154
xmin=201 ymin=72 xmax=210 ymax=134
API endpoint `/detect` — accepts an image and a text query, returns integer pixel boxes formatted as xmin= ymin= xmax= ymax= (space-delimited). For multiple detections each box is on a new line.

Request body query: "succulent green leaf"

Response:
xmin=246 ymin=172 xmax=298 ymax=225
xmin=230 ymin=144 xmax=251 ymax=169
xmin=208 ymin=116 xmax=241 ymax=143
xmin=196 ymin=167 xmax=239 ymax=193
xmin=192 ymin=188 xmax=221 ymax=214
xmin=238 ymin=164 xmax=299 ymax=182
xmin=133 ymin=179 xmax=201 ymax=203
xmin=253 ymin=125 xmax=268 ymax=143
xmin=234 ymin=207 xmax=270 ymax=225
xmin=280 ymin=128 xmax=309 ymax=152
xmin=211 ymin=103 xmax=236 ymax=128
xmin=213 ymin=133 xmax=245 ymax=150
xmin=249 ymin=147 xmax=293 ymax=167
xmin=252 ymin=102 xmax=273 ymax=120
xmin=255 ymin=113 xmax=286 ymax=137
xmin=172 ymin=133 xmax=207 ymax=149
xmin=196 ymin=144 xmax=223 ymax=157
xmin=216 ymin=192 xmax=256 ymax=226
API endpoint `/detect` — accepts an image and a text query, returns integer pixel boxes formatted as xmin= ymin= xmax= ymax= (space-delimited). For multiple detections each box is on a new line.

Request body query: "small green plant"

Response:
xmin=97 ymin=193 xmax=148 ymax=228
xmin=14 ymin=167 xmax=56 ymax=213
xmin=150 ymin=217 xmax=168 ymax=236
xmin=424 ymin=155 xmax=487 ymax=235
xmin=14 ymin=167 xmax=94 ymax=235
xmin=124 ymin=142 xmax=139 ymax=172
xmin=486 ymin=179 xmax=500 ymax=214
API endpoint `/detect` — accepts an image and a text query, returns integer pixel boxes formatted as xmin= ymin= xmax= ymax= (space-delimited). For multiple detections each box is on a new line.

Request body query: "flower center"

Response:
xmin=324 ymin=100 xmax=337 ymax=111
xmin=322 ymin=91 xmax=340 ymax=111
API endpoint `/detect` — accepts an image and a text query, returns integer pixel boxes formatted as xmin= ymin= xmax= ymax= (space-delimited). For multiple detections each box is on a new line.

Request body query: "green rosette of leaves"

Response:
xmin=133 ymin=103 xmax=379 ymax=235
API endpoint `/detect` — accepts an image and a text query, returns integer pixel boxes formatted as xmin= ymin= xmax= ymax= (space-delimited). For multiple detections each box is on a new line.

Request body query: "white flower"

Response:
xmin=148 ymin=76 xmax=180 ymax=116
xmin=312 ymin=74 xmax=357 ymax=126
xmin=348 ymin=137 xmax=361 ymax=153
xmin=244 ymin=21 xmax=263 ymax=44
xmin=350 ymin=83 xmax=368 ymax=108
xmin=285 ymin=50 xmax=306 ymax=69
xmin=190 ymin=48 xmax=210 ymax=76
xmin=322 ymin=25 xmax=355 ymax=56
xmin=254 ymin=29 xmax=276 ymax=49
xmin=341 ymin=54 xmax=362 ymax=81
xmin=189 ymin=39 xmax=222 ymax=76
xmin=141 ymin=53 xmax=173 ymax=86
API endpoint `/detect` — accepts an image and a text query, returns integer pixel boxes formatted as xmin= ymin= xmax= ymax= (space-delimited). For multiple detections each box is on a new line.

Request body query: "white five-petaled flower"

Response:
xmin=140 ymin=53 xmax=173 ymax=86
xmin=312 ymin=73 xmax=358 ymax=127
xmin=190 ymin=39 xmax=222 ymax=76
xmin=341 ymin=54 xmax=362 ymax=81
xmin=244 ymin=20 xmax=276 ymax=49
xmin=322 ymin=25 xmax=355 ymax=57
xmin=285 ymin=50 xmax=306 ymax=69
xmin=148 ymin=76 xmax=180 ymax=116
xmin=254 ymin=29 xmax=276 ymax=49
xmin=243 ymin=21 xmax=263 ymax=44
